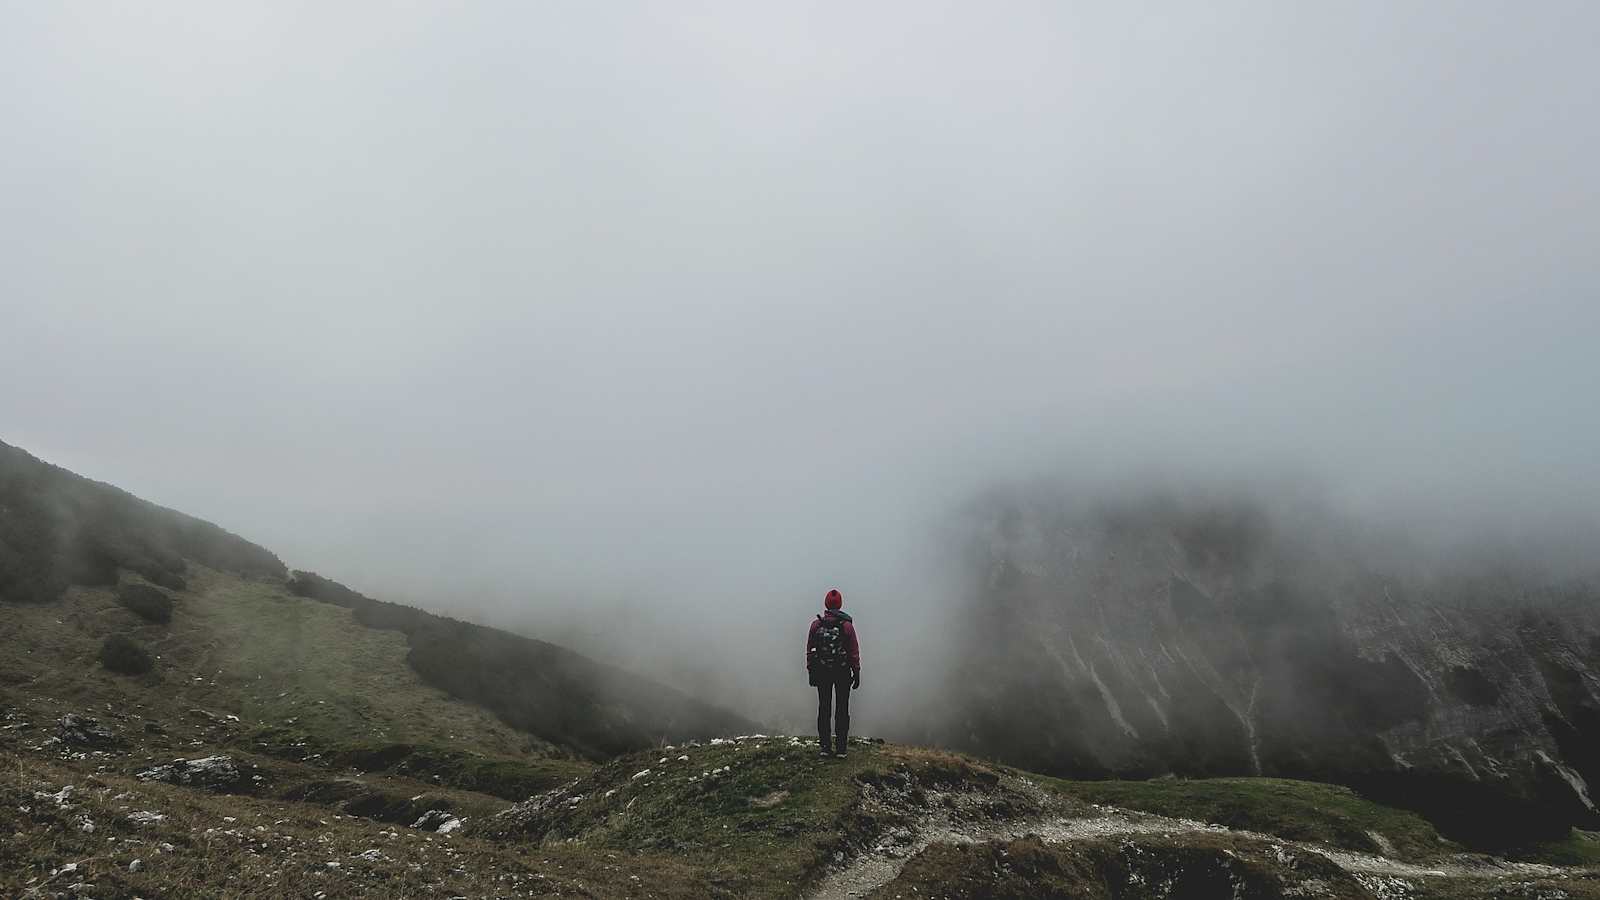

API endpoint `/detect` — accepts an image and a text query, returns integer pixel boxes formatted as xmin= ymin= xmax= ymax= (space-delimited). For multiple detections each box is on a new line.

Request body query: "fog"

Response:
xmin=3 ymin=3 xmax=1597 ymax=729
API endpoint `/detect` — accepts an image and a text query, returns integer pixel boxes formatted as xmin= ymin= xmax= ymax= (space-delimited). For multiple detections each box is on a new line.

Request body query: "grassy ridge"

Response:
xmin=563 ymin=740 xmax=885 ymax=896
xmin=1046 ymin=776 xmax=1451 ymax=860
xmin=0 ymin=567 xmax=549 ymax=757
xmin=7 ymin=437 xmax=1600 ymax=895
xmin=9 ymin=677 xmax=1596 ymax=900
xmin=1045 ymin=775 xmax=1600 ymax=868
xmin=873 ymin=833 xmax=1374 ymax=900
xmin=244 ymin=730 xmax=593 ymax=802
xmin=287 ymin=570 xmax=760 ymax=757
xmin=0 ymin=440 xmax=284 ymax=604
xmin=485 ymin=737 xmax=1045 ymax=898
xmin=1 ymin=437 xmax=759 ymax=763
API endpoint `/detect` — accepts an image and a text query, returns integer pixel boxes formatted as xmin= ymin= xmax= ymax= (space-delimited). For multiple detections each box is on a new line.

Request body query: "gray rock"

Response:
xmin=55 ymin=714 xmax=121 ymax=748
xmin=136 ymin=755 xmax=242 ymax=789
xmin=410 ymin=809 xmax=455 ymax=831
xmin=33 ymin=785 xmax=75 ymax=808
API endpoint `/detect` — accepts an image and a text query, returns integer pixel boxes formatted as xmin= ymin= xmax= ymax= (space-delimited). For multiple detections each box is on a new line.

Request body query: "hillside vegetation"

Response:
xmin=6 ymin=439 xmax=1600 ymax=896
xmin=11 ymin=709 xmax=1597 ymax=899
xmin=12 ymin=566 xmax=1600 ymax=890
xmin=0 ymin=441 xmax=284 ymax=604
xmin=0 ymin=568 xmax=545 ymax=753
xmin=287 ymin=570 xmax=756 ymax=758
xmin=0 ymin=438 xmax=754 ymax=763
xmin=5 ymin=718 xmax=1598 ymax=897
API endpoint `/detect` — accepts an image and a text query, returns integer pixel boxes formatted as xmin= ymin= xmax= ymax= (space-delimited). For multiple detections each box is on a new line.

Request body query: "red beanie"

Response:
xmin=825 ymin=589 xmax=843 ymax=610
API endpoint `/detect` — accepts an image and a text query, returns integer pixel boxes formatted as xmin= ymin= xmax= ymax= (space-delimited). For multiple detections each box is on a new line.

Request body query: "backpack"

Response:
xmin=809 ymin=614 xmax=850 ymax=671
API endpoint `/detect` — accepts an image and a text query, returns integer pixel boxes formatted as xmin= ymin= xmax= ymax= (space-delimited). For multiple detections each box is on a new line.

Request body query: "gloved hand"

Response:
xmin=851 ymin=669 xmax=861 ymax=690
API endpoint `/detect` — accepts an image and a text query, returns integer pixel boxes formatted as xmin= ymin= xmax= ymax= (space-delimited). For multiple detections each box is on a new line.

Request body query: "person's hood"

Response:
xmin=822 ymin=610 xmax=853 ymax=624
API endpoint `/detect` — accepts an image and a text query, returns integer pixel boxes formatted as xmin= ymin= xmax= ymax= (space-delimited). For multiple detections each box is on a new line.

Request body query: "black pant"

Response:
xmin=816 ymin=670 xmax=852 ymax=752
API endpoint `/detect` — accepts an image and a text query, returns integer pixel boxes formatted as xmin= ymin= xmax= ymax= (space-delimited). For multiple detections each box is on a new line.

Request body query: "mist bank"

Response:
xmin=501 ymin=470 xmax=1600 ymax=725
xmin=907 ymin=479 xmax=1600 ymax=843
xmin=506 ymin=472 xmax=1600 ymax=843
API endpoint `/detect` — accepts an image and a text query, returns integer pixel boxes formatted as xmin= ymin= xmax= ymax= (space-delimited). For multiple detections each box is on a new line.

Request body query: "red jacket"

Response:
xmin=806 ymin=610 xmax=860 ymax=671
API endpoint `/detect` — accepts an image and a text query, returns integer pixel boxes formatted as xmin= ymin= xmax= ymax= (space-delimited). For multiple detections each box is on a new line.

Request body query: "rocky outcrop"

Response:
xmin=411 ymin=809 xmax=463 ymax=833
xmin=916 ymin=493 xmax=1600 ymax=843
xmin=137 ymin=755 xmax=243 ymax=790
xmin=55 ymin=715 xmax=123 ymax=749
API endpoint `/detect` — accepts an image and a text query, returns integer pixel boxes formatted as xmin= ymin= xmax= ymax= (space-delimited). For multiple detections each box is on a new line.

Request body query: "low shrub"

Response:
xmin=100 ymin=633 xmax=154 ymax=675
xmin=117 ymin=583 xmax=174 ymax=623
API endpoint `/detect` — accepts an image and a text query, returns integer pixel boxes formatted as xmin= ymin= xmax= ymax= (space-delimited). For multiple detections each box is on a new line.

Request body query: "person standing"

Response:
xmin=806 ymin=588 xmax=861 ymax=758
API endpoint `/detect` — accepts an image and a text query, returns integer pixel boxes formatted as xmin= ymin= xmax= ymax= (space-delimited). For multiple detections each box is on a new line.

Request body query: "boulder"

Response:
xmin=56 ymin=714 xmax=122 ymax=748
xmin=410 ymin=809 xmax=461 ymax=832
xmin=137 ymin=755 xmax=242 ymax=789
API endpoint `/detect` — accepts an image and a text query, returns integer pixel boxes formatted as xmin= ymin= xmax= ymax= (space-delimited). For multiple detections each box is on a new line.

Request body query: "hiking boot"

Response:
xmin=833 ymin=751 xmax=847 ymax=759
xmin=818 ymin=743 xmax=833 ymax=758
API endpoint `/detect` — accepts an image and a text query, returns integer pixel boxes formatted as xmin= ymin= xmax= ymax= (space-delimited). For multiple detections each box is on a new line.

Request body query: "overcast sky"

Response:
xmin=4 ymin=2 xmax=1597 ymax=717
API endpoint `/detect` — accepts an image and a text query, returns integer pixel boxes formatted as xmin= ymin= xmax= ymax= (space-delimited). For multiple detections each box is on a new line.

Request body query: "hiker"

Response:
xmin=806 ymin=588 xmax=860 ymax=758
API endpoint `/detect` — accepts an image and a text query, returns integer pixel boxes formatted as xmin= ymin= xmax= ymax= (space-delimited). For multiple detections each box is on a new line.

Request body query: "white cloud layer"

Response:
xmin=5 ymin=2 xmax=1597 ymax=722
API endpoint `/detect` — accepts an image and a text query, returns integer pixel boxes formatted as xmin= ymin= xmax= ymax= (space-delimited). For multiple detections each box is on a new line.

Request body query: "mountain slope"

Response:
xmin=285 ymin=570 xmax=758 ymax=758
xmin=5 ymin=440 xmax=1600 ymax=896
xmin=908 ymin=491 xmax=1600 ymax=846
xmin=0 ymin=440 xmax=285 ymax=602
xmin=13 ymin=716 xmax=1598 ymax=899
xmin=484 ymin=736 xmax=1600 ymax=899
xmin=1 ymin=566 xmax=546 ymax=756
xmin=0 ymin=438 xmax=754 ymax=758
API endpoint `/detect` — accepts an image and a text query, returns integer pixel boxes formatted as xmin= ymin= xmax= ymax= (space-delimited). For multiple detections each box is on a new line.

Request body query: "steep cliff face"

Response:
xmin=916 ymin=493 xmax=1600 ymax=842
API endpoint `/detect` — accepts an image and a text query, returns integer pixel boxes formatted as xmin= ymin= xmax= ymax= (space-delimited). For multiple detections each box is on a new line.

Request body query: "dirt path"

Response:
xmin=806 ymin=804 xmax=1565 ymax=900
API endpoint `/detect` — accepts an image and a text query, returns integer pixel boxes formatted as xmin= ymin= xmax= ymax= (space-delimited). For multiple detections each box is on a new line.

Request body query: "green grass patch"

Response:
xmin=286 ymin=570 xmax=757 ymax=757
xmin=515 ymin=738 xmax=884 ymax=896
xmin=238 ymin=725 xmax=592 ymax=801
xmin=1045 ymin=776 xmax=1452 ymax=862
xmin=872 ymin=833 xmax=1374 ymax=900
xmin=1511 ymin=828 xmax=1600 ymax=866
xmin=175 ymin=570 xmax=546 ymax=754
xmin=486 ymin=737 xmax=1031 ymax=899
xmin=438 ymin=752 xmax=592 ymax=799
xmin=0 ymin=567 xmax=558 ymax=758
